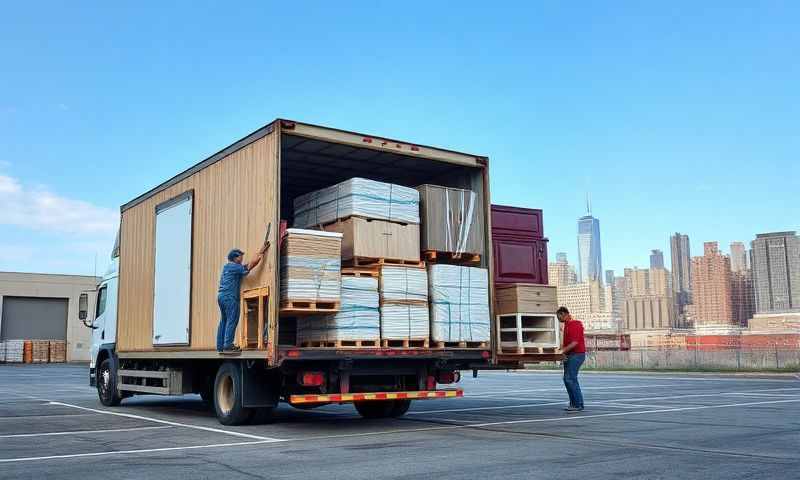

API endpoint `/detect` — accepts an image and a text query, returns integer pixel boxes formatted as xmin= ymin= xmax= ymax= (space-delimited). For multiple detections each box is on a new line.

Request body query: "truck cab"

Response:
xmin=87 ymin=257 xmax=119 ymax=387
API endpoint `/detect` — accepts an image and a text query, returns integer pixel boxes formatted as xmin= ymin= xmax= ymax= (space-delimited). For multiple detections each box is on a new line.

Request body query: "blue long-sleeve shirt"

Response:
xmin=217 ymin=262 xmax=249 ymax=299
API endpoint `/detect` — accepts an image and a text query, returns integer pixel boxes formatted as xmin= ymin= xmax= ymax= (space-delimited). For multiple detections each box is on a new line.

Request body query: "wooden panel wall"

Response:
xmin=118 ymin=132 xmax=279 ymax=352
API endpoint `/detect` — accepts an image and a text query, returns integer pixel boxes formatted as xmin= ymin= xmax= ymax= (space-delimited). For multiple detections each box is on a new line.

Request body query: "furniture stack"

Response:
xmin=286 ymin=178 xmax=490 ymax=350
xmin=491 ymin=205 xmax=558 ymax=353
xmin=297 ymin=275 xmax=380 ymax=346
xmin=279 ymin=229 xmax=343 ymax=313
xmin=429 ymin=264 xmax=490 ymax=345
xmin=49 ymin=340 xmax=67 ymax=363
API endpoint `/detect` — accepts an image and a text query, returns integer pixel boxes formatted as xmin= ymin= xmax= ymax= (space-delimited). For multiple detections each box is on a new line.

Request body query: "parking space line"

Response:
xmin=468 ymin=384 xmax=681 ymax=397
xmin=49 ymin=402 xmax=286 ymax=442
xmin=0 ymin=426 xmax=172 ymax=438
xmin=0 ymin=440 xmax=277 ymax=464
xmin=722 ymin=392 xmax=800 ymax=398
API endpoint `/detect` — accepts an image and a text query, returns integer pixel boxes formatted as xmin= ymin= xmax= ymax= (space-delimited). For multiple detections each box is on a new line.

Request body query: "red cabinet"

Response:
xmin=491 ymin=205 xmax=548 ymax=285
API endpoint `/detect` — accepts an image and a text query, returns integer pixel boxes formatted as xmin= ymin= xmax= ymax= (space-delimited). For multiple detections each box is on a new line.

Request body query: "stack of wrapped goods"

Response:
xmin=49 ymin=340 xmax=67 ymax=363
xmin=5 ymin=340 xmax=24 ymax=363
xmin=280 ymin=229 xmax=342 ymax=312
xmin=294 ymin=178 xmax=419 ymax=228
xmin=297 ymin=275 xmax=380 ymax=347
xmin=31 ymin=340 xmax=50 ymax=363
xmin=0 ymin=341 xmax=5 ymax=363
xmin=379 ymin=266 xmax=429 ymax=346
xmin=22 ymin=340 xmax=33 ymax=363
xmin=429 ymin=264 xmax=490 ymax=346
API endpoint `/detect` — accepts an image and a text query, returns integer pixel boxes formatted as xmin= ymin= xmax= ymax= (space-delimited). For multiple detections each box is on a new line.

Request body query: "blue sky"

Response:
xmin=1 ymin=2 xmax=797 ymax=276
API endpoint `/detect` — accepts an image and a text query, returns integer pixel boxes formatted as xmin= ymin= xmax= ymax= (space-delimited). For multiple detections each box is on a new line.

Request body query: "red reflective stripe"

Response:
xmin=304 ymin=396 xmax=316 ymax=401
xmin=376 ymin=393 xmax=387 ymax=400
xmin=436 ymin=391 xmax=446 ymax=397
xmin=330 ymin=395 xmax=342 ymax=402
xmin=397 ymin=392 xmax=408 ymax=399
xmin=353 ymin=394 xmax=365 ymax=401
xmin=456 ymin=390 xmax=464 ymax=397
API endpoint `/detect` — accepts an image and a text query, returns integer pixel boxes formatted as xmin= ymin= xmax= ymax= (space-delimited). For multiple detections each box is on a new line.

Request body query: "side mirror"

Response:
xmin=79 ymin=293 xmax=95 ymax=328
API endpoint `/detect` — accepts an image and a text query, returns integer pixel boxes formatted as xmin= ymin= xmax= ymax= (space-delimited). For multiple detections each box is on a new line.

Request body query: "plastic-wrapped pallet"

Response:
xmin=293 ymin=178 xmax=420 ymax=227
xmin=280 ymin=229 xmax=342 ymax=306
xmin=429 ymin=264 xmax=490 ymax=343
xmin=5 ymin=340 xmax=24 ymax=363
xmin=0 ymin=341 xmax=5 ymax=363
xmin=49 ymin=340 xmax=67 ymax=363
xmin=379 ymin=266 xmax=430 ymax=340
xmin=297 ymin=276 xmax=380 ymax=344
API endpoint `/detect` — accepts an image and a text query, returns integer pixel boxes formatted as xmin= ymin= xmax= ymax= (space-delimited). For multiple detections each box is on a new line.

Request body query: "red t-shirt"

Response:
xmin=562 ymin=318 xmax=586 ymax=354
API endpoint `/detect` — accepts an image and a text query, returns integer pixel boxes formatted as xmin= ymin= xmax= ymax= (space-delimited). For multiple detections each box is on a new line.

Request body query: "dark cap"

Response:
xmin=227 ymin=249 xmax=244 ymax=261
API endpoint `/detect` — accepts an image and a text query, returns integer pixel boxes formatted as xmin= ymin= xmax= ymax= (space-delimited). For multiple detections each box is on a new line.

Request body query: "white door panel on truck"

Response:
xmin=90 ymin=258 xmax=118 ymax=370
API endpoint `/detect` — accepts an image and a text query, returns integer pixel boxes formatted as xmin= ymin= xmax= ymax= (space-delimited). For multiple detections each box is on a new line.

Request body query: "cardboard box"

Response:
xmin=324 ymin=217 xmax=420 ymax=262
xmin=417 ymin=184 xmax=484 ymax=256
xmin=494 ymin=283 xmax=557 ymax=315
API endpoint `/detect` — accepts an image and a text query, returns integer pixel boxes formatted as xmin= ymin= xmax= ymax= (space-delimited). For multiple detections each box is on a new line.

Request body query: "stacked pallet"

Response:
xmin=325 ymin=216 xmax=420 ymax=264
xmin=297 ymin=275 xmax=380 ymax=347
xmin=31 ymin=340 xmax=50 ymax=363
xmin=495 ymin=284 xmax=559 ymax=353
xmin=429 ymin=264 xmax=490 ymax=345
xmin=379 ymin=265 xmax=429 ymax=346
xmin=23 ymin=340 xmax=33 ymax=363
xmin=280 ymin=229 xmax=343 ymax=313
xmin=294 ymin=178 xmax=420 ymax=227
xmin=0 ymin=341 xmax=5 ymax=362
xmin=5 ymin=340 xmax=24 ymax=363
xmin=49 ymin=340 xmax=67 ymax=363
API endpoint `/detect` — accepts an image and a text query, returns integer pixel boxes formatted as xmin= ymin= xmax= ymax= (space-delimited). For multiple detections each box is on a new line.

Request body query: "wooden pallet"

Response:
xmin=381 ymin=338 xmax=429 ymax=348
xmin=343 ymin=256 xmax=424 ymax=268
xmin=280 ymin=300 xmax=340 ymax=315
xmin=423 ymin=250 xmax=481 ymax=266
xmin=341 ymin=266 xmax=380 ymax=278
xmin=499 ymin=346 xmax=560 ymax=355
xmin=432 ymin=341 xmax=489 ymax=349
xmin=300 ymin=339 xmax=380 ymax=348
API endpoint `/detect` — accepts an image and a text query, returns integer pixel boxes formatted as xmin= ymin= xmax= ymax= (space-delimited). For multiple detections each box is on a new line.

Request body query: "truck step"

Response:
xmin=117 ymin=368 xmax=190 ymax=395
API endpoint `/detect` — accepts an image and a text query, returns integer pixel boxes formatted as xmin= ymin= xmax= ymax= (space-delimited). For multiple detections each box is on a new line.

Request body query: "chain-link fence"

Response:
xmin=534 ymin=348 xmax=800 ymax=371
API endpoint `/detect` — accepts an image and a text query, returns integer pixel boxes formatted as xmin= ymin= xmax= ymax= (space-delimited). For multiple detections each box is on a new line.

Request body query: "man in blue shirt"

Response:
xmin=217 ymin=246 xmax=266 ymax=352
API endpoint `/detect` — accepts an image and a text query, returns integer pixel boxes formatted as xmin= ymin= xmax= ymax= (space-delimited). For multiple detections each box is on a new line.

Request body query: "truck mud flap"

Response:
xmin=241 ymin=362 xmax=279 ymax=408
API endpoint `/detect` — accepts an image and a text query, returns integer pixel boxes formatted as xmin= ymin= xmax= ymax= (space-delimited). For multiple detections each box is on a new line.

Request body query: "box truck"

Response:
xmin=85 ymin=120 xmax=560 ymax=425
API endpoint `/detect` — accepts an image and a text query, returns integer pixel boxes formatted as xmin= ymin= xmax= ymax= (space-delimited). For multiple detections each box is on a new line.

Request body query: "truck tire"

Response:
xmin=214 ymin=362 xmax=253 ymax=426
xmin=389 ymin=399 xmax=412 ymax=417
xmin=97 ymin=358 xmax=123 ymax=407
xmin=354 ymin=401 xmax=395 ymax=419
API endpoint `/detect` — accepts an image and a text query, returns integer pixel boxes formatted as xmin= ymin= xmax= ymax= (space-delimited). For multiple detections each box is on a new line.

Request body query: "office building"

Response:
xmin=549 ymin=254 xmax=577 ymax=287
xmin=650 ymin=267 xmax=670 ymax=297
xmin=691 ymin=242 xmax=734 ymax=326
xmin=605 ymin=269 xmax=615 ymax=287
xmin=730 ymin=270 xmax=755 ymax=327
xmin=624 ymin=267 xmax=649 ymax=296
xmin=577 ymin=198 xmax=602 ymax=283
xmin=670 ymin=233 xmax=692 ymax=313
xmin=623 ymin=295 xmax=674 ymax=331
xmin=730 ymin=242 xmax=748 ymax=273
xmin=650 ymin=249 xmax=664 ymax=269
xmin=750 ymin=232 xmax=800 ymax=313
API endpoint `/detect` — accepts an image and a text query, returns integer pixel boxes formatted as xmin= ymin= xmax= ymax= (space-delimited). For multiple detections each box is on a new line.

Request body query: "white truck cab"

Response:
xmin=87 ymin=256 xmax=119 ymax=386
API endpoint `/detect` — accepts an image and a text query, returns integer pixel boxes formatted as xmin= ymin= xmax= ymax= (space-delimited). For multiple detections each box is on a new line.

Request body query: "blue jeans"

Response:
xmin=563 ymin=353 xmax=585 ymax=408
xmin=216 ymin=295 xmax=240 ymax=350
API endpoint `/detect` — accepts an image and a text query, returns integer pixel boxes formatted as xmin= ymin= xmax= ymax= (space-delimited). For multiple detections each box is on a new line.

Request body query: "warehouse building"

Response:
xmin=0 ymin=272 xmax=99 ymax=362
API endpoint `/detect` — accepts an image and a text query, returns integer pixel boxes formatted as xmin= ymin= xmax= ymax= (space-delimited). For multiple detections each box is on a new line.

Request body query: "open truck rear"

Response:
xmin=94 ymin=119 xmax=558 ymax=425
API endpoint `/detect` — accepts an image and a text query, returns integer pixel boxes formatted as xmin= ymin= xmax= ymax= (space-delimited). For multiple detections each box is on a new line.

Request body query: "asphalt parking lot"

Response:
xmin=0 ymin=364 xmax=798 ymax=479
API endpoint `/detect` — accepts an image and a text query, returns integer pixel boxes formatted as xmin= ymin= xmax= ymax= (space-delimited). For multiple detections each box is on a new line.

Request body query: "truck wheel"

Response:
xmin=389 ymin=399 xmax=412 ymax=417
xmin=214 ymin=362 xmax=253 ymax=426
xmin=97 ymin=358 xmax=122 ymax=407
xmin=354 ymin=401 xmax=394 ymax=419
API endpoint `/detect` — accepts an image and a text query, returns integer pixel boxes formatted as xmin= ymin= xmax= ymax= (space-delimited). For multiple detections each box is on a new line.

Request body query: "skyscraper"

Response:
xmin=670 ymin=233 xmax=691 ymax=314
xmin=577 ymin=197 xmax=602 ymax=283
xmin=605 ymin=269 xmax=615 ymax=286
xmin=691 ymin=242 xmax=734 ymax=326
xmin=549 ymin=254 xmax=577 ymax=287
xmin=750 ymin=232 xmax=800 ymax=313
xmin=730 ymin=271 xmax=755 ymax=327
xmin=556 ymin=252 xmax=568 ymax=263
xmin=650 ymin=249 xmax=664 ymax=269
xmin=730 ymin=242 xmax=748 ymax=273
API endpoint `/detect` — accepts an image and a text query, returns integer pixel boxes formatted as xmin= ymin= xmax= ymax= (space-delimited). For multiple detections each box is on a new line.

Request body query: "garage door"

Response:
xmin=1 ymin=297 xmax=68 ymax=340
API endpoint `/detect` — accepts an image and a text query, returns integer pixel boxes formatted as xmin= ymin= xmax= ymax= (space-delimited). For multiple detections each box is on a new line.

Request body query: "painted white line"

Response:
xmin=294 ymin=398 xmax=800 ymax=442
xmin=407 ymin=401 xmax=567 ymax=415
xmin=49 ymin=402 xmax=285 ymax=442
xmin=468 ymin=384 xmax=681 ymax=397
xmin=722 ymin=392 xmax=800 ymax=398
xmin=0 ymin=440 xmax=277 ymax=463
xmin=0 ymin=426 xmax=172 ymax=439
xmin=0 ymin=413 xmax=98 ymax=421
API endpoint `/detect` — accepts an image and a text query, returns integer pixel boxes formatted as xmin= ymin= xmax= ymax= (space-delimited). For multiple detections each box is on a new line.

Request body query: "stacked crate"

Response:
xmin=279 ymin=229 xmax=343 ymax=313
xmin=495 ymin=284 xmax=559 ymax=353
xmin=31 ymin=340 xmax=50 ymax=363
xmin=49 ymin=340 xmax=67 ymax=363
xmin=379 ymin=265 xmax=429 ymax=347
xmin=5 ymin=340 xmax=24 ymax=363
xmin=429 ymin=264 xmax=490 ymax=347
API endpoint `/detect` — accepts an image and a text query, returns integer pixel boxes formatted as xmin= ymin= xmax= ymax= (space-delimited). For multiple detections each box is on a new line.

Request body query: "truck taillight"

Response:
xmin=300 ymin=371 xmax=324 ymax=387
xmin=426 ymin=375 xmax=436 ymax=390
xmin=436 ymin=371 xmax=460 ymax=384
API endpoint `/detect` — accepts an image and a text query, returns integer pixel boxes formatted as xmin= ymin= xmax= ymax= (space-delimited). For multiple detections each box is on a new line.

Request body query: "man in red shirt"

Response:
xmin=557 ymin=306 xmax=586 ymax=412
